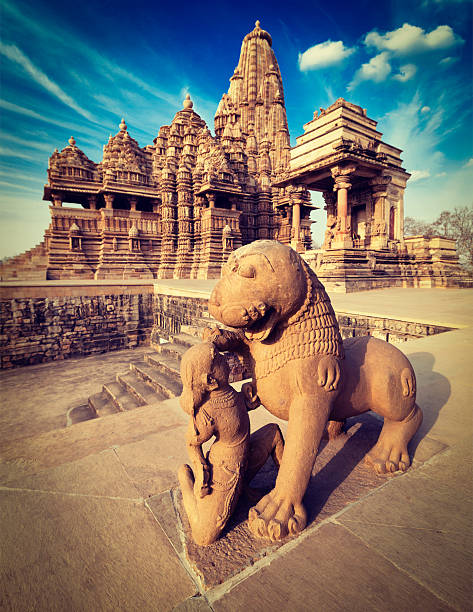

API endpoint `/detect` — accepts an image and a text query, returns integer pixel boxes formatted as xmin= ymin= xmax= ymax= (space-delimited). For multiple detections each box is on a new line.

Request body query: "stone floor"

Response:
xmin=0 ymin=287 xmax=472 ymax=611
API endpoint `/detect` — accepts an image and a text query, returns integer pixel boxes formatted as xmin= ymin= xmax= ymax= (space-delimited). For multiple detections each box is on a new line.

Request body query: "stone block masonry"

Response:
xmin=1 ymin=293 xmax=154 ymax=369
xmin=152 ymin=293 xmax=209 ymax=340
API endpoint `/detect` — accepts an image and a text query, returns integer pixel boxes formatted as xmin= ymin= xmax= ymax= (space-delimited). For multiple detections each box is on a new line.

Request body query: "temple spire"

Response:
xmin=215 ymin=21 xmax=289 ymax=172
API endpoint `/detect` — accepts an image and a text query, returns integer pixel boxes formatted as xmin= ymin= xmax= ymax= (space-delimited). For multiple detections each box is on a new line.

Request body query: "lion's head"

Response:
xmin=209 ymin=240 xmax=308 ymax=342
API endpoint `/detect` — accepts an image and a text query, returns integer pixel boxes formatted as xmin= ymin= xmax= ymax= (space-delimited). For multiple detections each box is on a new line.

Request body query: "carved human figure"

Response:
xmin=178 ymin=341 xmax=284 ymax=546
xmin=208 ymin=240 xmax=422 ymax=541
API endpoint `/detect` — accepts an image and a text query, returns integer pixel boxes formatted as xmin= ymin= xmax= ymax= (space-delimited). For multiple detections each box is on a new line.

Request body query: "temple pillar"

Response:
xmin=151 ymin=199 xmax=160 ymax=214
xmin=322 ymin=191 xmax=337 ymax=250
xmin=129 ymin=197 xmax=137 ymax=211
xmin=87 ymin=195 xmax=97 ymax=210
xmin=369 ymin=175 xmax=392 ymax=250
xmin=291 ymin=202 xmax=302 ymax=251
xmin=51 ymin=192 xmax=62 ymax=207
xmin=331 ymin=165 xmax=356 ymax=249
xmin=207 ymin=193 xmax=216 ymax=208
xmin=104 ymin=194 xmax=114 ymax=210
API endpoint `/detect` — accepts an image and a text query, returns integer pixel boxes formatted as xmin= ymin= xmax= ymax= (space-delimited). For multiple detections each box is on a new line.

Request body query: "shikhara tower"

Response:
xmin=2 ymin=21 xmax=312 ymax=281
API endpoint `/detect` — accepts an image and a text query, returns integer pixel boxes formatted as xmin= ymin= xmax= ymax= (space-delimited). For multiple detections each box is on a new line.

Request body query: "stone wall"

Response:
xmin=1 ymin=293 xmax=154 ymax=369
xmin=151 ymin=293 xmax=210 ymax=341
xmin=1 ymin=283 xmax=454 ymax=370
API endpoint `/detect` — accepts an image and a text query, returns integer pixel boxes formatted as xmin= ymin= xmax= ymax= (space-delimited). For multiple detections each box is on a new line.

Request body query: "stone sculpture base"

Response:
xmin=150 ymin=413 xmax=446 ymax=590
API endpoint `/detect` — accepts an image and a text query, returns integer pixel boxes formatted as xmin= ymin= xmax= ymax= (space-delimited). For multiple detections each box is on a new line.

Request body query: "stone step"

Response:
xmin=156 ymin=341 xmax=188 ymax=361
xmin=116 ymin=372 xmax=161 ymax=406
xmin=169 ymin=333 xmax=201 ymax=349
xmin=131 ymin=362 xmax=182 ymax=399
xmin=144 ymin=352 xmax=181 ymax=386
xmin=180 ymin=319 xmax=228 ymax=339
xmin=103 ymin=381 xmax=140 ymax=412
xmin=88 ymin=390 xmax=120 ymax=418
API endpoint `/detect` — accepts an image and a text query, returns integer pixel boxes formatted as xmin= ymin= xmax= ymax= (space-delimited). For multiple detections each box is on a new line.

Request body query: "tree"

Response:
xmin=404 ymin=216 xmax=435 ymax=237
xmin=446 ymin=205 xmax=473 ymax=271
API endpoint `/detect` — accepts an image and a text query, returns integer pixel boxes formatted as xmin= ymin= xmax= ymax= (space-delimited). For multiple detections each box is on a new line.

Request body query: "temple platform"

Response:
xmin=1 ymin=287 xmax=472 ymax=610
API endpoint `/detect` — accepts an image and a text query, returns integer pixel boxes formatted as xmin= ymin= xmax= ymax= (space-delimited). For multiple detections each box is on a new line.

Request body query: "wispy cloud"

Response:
xmin=0 ymin=180 xmax=39 ymax=193
xmin=410 ymin=169 xmax=431 ymax=182
xmin=464 ymin=158 xmax=473 ymax=168
xmin=298 ymin=40 xmax=355 ymax=71
xmin=0 ymin=169 xmax=44 ymax=183
xmin=0 ymin=146 xmax=35 ymax=161
xmin=0 ymin=42 xmax=95 ymax=121
xmin=0 ymin=132 xmax=55 ymax=152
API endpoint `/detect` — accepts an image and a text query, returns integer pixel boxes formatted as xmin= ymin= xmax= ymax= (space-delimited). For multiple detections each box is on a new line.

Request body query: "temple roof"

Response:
xmin=214 ymin=21 xmax=290 ymax=177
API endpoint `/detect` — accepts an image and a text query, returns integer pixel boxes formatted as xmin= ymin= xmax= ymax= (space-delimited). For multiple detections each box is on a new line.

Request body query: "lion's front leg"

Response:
xmin=248 ymin=393 xmax=332 ymax=541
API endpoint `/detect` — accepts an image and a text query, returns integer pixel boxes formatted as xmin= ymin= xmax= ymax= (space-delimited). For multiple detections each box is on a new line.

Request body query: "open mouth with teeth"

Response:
xmin=243 ymin=307 xmax=279 ymax=342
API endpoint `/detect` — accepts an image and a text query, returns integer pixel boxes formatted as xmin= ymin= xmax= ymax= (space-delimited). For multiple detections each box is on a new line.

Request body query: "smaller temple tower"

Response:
xmin=274 ymin=98 xmax=464 ymax=290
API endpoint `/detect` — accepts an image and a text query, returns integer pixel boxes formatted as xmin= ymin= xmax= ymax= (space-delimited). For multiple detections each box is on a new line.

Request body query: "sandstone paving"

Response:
xmin=336 ymin=436 xmax=472 ymax=612
xmin=172 ymin=596 xmax=213 ymax=611
xmin=2 ymin=448 xmax=141 ymax=498
xmin=0 ymin=488 xmax=197 ymax=612
xmin=211 ymin=522 xmax=455 ymax=612
xmin=0 ymin=401 xmax=187 ymax=484
xmin=114 ymin=424 xmax=189 ymax=498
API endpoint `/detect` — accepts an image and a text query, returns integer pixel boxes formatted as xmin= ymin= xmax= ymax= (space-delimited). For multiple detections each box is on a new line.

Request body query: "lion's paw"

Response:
xmin=365 ymin=443 xmax=411 ymax=475
xmin=247 ymin=490 xmax=307 ymax=541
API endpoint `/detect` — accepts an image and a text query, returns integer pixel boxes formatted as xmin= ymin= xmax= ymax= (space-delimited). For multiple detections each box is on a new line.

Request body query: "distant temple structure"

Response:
xmin=0 ymin=21 xmax=464 ymax=289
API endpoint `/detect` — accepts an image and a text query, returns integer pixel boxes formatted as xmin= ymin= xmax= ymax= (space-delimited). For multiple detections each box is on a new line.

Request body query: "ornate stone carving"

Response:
xmin=178 ymin=341 xmax=284 ymax=546
xmin=208 ymin=241 xmax=422 ymax=541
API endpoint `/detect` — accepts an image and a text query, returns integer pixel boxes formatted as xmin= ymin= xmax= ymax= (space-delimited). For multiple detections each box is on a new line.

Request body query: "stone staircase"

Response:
xmin=88 ymin=332 xmax=201 ymax=418
xmin=0 ymin=241 xmax=48 ymax=280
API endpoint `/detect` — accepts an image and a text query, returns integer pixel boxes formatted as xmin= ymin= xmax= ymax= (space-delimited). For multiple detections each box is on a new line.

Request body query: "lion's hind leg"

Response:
xmin=323 ymin=418 xmax=346 ymax=440
xmin=365 ymin=404 xmax=423 ymax=474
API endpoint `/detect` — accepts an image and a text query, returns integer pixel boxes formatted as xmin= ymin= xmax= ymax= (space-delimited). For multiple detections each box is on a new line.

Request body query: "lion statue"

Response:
xmin=207 ymin=240 xmax=422 ymax=542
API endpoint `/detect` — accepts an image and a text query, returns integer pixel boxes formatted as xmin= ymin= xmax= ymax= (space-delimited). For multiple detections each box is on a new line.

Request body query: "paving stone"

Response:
xmin=114 ymin=419 xmax=188 ymax=497
xmin=0 ymin=346 xmax=150 ymax=446
xmin=0 ymin=488 xmax=197 ymax=612
xmin=147 ymin=490 xmax=183 ymax=554
xmin=337 ymin=437 xmax=472 ymax=611
xmin=212 ymin=523 xmax=453 ymax=612
xmin=3 ymin=448 xmax=140 ymax=498
xmin=172 ymin=596 xmax=213 ymax=612
xmin=0 ymin=403 xmax=185 ymax=481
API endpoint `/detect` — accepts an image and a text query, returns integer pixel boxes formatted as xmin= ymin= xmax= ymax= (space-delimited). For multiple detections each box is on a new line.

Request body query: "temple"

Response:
xmin=1 ymin=22 xmax=312 ymax=281
xmin=0 ymin=21 xmax=465 ymax=288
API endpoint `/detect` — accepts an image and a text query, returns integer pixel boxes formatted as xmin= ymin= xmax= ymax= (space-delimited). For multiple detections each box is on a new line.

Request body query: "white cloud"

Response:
xmin=364 ymin=24 xmax=463 ymax=57
xmin=393 ymin=63 xmax=417 ymax=82
xmin=421 ymin=106 xmax=431 ymax=113
xmin=464 ymin=158 xmax=473 ymax=168
xmin=410 ymin=169 xmax=431 ymax=182
xmin=298 ymin=40 xmax=355 ymax=71
xmin=435 ymin=171 xmax=447 ymax=177
xmin=0 ymin=42 xmax=95 ymax=121
xmin=348 ymin=52 xmax=391 ymax=89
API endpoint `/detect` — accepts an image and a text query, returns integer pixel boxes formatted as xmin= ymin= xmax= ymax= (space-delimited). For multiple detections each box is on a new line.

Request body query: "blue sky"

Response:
xmin=0 ymin=0 xmax=471 ymax=257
